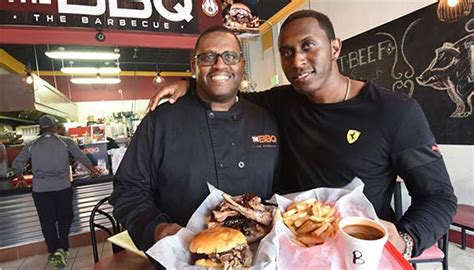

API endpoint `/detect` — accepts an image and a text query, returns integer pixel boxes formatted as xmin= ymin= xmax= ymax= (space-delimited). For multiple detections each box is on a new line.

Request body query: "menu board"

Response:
xmin=338 ymin=3 xmax=473 ymax=145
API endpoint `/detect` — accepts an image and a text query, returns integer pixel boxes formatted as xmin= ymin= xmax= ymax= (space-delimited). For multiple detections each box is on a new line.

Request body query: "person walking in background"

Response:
xmin=13 ymin=115 xmax=101 ymax=268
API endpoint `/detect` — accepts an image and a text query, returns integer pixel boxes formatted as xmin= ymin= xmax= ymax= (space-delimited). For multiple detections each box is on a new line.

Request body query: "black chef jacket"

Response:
xmin=110 ymin=87 xmax=279 ymax=252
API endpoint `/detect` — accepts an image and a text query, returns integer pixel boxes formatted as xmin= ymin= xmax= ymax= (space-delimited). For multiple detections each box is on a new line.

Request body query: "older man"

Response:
xmin=148 ymin=10 xmax=457 ymax=259
xmin=109 ymin=26 xmax=279 ymax=260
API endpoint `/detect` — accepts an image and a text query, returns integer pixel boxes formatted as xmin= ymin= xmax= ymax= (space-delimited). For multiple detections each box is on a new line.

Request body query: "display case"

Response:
xmin=79 ymin=142 xmax=110 ymax=176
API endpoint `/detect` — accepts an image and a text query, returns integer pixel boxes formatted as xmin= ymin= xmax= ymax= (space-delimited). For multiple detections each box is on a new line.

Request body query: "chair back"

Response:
xmin=89 ymin=196 xmax=122 ymax=263
xmin=393 ymin=180 xmax=449 ymax=270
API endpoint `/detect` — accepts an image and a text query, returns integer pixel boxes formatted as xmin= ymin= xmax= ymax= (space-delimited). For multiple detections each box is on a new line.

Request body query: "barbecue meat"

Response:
xmin=223 ymin=193 xmax=273 ymax=226
xmin=209 ymin=193 xmax=273 ymax=244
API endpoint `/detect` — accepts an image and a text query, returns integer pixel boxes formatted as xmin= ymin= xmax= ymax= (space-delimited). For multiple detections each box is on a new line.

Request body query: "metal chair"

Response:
xmin=89 ymin=196 xmax=123 ymax=263
xmin=393 ymin=180 xmax=449 ymax=270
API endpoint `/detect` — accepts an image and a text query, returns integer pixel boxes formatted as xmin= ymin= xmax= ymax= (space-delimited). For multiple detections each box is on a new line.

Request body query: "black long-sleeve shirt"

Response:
xmin=243 ymin=81 xmax=457 ymax=256
xmin=109 ymin=88 xmax=279 ymax=252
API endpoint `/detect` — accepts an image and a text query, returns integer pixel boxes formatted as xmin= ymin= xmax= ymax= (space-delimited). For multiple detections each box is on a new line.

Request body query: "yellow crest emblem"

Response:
xmin=346 ymin=129 xmax=361 ymax=144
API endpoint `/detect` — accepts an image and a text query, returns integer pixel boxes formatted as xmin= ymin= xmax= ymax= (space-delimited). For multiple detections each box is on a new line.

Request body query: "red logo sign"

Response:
xmin=252 ymin=135 xmax=277 ymax=144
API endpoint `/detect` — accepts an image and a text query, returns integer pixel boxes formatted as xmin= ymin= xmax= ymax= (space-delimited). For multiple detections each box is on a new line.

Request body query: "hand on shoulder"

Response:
xmin=146 ymin=78 xmax=190 ymax=112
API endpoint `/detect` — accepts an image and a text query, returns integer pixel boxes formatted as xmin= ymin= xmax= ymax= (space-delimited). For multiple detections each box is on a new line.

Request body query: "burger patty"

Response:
xmin=192 ymin=244 xmax=252 ymax=269
xmin=221 ymin=217 xmax=269 ymax=243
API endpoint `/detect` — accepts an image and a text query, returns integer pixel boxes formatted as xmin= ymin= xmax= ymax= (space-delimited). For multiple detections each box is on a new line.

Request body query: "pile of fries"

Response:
xmin=282 ymin=199 xmax=338 ymax=247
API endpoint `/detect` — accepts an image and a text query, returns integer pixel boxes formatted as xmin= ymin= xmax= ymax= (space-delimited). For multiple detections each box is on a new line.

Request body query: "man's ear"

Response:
xmin=191 ymin=60 xmax=196 ymax=74
xmin=331 ymin=38 xmax=342 ymax=60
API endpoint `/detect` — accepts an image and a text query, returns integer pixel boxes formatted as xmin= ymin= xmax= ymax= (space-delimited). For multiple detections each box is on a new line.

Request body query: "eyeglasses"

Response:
xmin=194 ymin=51 xmax=243 ymax=66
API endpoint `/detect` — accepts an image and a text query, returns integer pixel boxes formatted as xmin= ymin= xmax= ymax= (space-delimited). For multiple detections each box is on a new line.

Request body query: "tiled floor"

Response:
xmin=0 ymin=242 xmax=473 ymax=269
xmin=0 ymin=242 xmax=112 ymax=270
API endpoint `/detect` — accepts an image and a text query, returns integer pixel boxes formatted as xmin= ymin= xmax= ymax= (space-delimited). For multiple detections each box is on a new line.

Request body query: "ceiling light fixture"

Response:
xmin=239 ymin=73 xmax=257 ymax=92
xmin=25 ymin=64 xmax=33 ymax=84
xmin=154 ymin=75 xmax=164 ymax=84
xmin=25 ymin=72 xmax=33 ymax=84
xmin=70 ymin=77 xmax=121 ymax=85
xmin=437 ymin=0 xmax=472 ymax=22
xmin=153 ymin=64 xmax=164 ymax=84
xmin=61 ymin=67 xmax=122 ymax=75
xmin=45 ymin=50 xmax=120 ymax=60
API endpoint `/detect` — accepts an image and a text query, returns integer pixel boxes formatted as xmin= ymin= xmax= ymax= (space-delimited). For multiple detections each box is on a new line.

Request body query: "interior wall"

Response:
xmin=249 ymin=0 xmax=437 ymax=92
xmin=42 ymin=76 xmax=181 ymax=102
xmin=75 ymin=100 xmax=149 ymax=125
xmin=442 ymin=145 xmax=474 ymax=205
xmin=247 ymin=0 xmax=473 ymax=209
xmin=307 ymin=0 xmax=437 ymax=41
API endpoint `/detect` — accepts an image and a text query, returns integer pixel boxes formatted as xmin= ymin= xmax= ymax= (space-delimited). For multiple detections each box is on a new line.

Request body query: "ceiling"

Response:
xmin=0 ymin=0 xmax=291 ymax=74
xmin=1 ymin=44 xmax=192 ymax=73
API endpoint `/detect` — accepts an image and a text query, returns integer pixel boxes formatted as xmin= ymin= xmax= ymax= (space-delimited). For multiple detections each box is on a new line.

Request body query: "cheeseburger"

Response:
xmin=190 ymin=227 xmax=252 ymax=269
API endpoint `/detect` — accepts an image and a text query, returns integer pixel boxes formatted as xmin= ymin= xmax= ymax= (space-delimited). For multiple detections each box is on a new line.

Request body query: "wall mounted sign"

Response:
xmin=339 ymin=3 xmax=473 ymax=145
xmin=222 ymin=0 xmax=260 ymax=36
xmin=0 ymin=0 xmax=221 ymax=34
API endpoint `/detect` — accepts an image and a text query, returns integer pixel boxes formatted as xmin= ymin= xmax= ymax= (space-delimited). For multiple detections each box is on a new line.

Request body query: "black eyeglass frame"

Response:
xmin=194 ymin=51 xmax=244 ymax=66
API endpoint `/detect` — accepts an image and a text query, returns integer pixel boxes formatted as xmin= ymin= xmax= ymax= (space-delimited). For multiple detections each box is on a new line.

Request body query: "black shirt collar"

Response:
xmin=191 ymin=86 xmax=243 ymax=119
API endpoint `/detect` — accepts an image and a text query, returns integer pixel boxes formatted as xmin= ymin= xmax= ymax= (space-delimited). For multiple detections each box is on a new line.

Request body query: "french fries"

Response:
xmin=282 ymin=199 xmax=338 ymax=247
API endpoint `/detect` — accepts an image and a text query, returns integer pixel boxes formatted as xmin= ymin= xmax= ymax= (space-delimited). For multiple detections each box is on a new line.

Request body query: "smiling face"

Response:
xmin=278 ymin=17 xmax=341 ymax=96
xmin=193 ymin=31 xmax=244 ymax=107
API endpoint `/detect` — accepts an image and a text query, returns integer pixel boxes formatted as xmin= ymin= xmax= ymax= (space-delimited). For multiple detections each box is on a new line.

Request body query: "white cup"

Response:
xmin=338 ymin=217 xmax=388 ymax=270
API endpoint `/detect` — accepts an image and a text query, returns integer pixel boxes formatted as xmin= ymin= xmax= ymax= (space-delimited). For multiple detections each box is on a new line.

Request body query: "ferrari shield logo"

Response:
xmin=346 ymin=129 xmax=361 ymax=144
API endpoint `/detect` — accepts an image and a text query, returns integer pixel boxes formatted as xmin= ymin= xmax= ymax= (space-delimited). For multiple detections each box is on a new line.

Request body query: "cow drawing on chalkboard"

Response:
xmin=416 ymin=19 xmax=473 ymax=118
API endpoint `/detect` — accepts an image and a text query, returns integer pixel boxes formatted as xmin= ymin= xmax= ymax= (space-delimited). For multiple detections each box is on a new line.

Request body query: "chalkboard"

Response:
xmin=339 ymin=3 xmax=473 ymax=145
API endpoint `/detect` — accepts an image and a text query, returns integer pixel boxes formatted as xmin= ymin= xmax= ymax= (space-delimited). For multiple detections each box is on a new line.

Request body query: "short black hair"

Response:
xmin=280 ymin=10 xmax=336 ymax=41
xmin=194 ymin=26 xmax=242 ymax=52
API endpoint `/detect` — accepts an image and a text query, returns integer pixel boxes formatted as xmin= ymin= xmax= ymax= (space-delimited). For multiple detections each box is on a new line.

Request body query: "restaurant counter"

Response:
xmin=0 ymin=175 xmax=114 ymax=196
xmin=0 ymin=175 xmax=114 ymax=248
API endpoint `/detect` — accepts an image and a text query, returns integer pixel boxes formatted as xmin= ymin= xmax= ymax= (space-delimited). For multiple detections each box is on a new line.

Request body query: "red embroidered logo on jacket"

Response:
xmin=252 ymin=135 xmax=277 ymax=144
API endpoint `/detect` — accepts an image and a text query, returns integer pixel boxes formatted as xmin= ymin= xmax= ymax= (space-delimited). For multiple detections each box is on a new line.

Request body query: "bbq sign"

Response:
xmin=0 ymin=0 xmax=214 ymax=34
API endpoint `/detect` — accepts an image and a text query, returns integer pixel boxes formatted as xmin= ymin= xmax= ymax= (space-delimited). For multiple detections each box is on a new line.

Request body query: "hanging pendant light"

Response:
xmin=25 ymin=64 xmax=33 ymax=84
xmin=437 ymin=0 xmax=472 ymax=22
xmin=153 ymin=65 xmax=164 ymax=84
xmin=239 ymin=72 xmax=257 ymax=92
xmin=153 ymin=73 xmax=164 ymax=84
xmin=25 ymin=71 xmax=33 ymax=84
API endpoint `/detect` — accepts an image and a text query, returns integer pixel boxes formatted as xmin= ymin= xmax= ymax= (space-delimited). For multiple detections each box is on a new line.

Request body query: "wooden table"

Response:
xmin=94 ymin=250 xmax=153 ymax=270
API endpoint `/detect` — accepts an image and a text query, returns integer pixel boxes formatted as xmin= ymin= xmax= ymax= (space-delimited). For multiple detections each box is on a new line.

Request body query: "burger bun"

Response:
xmin=230 ymin=3 xmax=251 ymax=13
xmin=189 ymin=226 xmax=247 ymax=254
xmin=194 ymin=258 xmax=223 ymax=268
